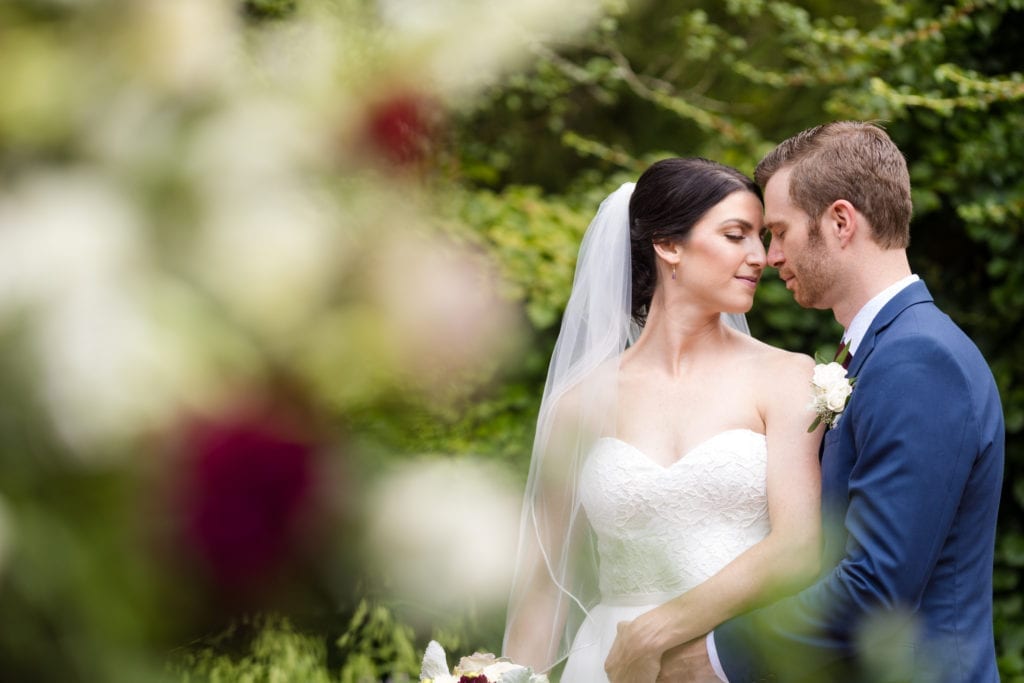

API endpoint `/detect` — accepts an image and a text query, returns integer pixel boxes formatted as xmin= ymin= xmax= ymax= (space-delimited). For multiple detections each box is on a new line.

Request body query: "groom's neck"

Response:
xmin=833 ymin=248 xmax=912 ymax=328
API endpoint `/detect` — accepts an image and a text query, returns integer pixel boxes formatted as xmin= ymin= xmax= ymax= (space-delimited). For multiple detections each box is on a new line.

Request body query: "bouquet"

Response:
xmin=420 ymin=641 xmax=548 ymax=683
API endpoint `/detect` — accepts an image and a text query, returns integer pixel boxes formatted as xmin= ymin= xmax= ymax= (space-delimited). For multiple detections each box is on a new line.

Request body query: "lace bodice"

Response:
xmin=580 ymin=428 xmax=769 ymax=600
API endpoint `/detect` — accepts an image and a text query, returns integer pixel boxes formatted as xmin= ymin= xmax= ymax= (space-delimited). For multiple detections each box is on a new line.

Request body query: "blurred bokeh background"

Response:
xmin=0 ymin=0 xmax=1022 ymax=680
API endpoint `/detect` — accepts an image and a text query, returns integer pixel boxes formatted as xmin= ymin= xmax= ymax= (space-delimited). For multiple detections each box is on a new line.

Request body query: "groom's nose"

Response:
xmin=766 ymin=236 xmax=785 ymax=268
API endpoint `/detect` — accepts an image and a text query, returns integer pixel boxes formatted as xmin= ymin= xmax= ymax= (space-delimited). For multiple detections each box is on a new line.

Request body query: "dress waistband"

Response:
xmin=599 ymin=591 xmax=680 ymax=607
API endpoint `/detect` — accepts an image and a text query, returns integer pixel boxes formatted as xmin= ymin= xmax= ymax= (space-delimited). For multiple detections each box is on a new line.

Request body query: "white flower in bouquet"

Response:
xmin=420 ymin=641 xmax=548 ymax=683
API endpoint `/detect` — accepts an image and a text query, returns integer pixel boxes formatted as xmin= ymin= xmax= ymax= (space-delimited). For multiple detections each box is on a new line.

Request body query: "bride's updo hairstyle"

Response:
xmin=628 ymin=157 xmax=762 ymax=325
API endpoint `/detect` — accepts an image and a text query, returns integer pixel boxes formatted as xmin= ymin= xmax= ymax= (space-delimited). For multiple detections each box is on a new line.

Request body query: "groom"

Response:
xmin=662 ymin=122 xmax=1004 ymax=681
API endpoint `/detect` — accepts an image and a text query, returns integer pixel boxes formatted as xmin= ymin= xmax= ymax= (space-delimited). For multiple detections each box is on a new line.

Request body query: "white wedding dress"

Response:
xmin=559 ymin=428 xmax=770 ymax=682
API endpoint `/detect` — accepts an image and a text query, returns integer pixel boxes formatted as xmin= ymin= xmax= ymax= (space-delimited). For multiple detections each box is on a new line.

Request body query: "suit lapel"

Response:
xmin=846 ymin=280 xmax=934 ymax=377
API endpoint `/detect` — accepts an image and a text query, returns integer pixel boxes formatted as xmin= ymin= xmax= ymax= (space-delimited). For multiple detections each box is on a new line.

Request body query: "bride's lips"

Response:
xmin=735 ymin=274 xmax=761 ymax=288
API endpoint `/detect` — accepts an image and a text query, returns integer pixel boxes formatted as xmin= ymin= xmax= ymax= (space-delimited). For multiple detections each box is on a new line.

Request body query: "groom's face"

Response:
xmin=762 ymin=167 xmax=835 ymax=309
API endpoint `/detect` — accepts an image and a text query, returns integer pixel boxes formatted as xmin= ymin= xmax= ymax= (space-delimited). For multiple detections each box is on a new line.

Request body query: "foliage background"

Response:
xmin=436 ymin=0 xmax=1024 ymax=677
xmin=0 ymin=0 xmax=1021 ymax=681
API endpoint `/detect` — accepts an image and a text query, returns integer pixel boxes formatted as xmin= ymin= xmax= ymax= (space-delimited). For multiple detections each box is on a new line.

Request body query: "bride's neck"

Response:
xmin=629 ymin=300 xmax=726 ymax=375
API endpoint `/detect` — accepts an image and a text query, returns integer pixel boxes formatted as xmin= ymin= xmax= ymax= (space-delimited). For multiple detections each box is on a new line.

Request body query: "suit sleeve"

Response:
xmin=713 ymin=335 xmax=981 ymax=681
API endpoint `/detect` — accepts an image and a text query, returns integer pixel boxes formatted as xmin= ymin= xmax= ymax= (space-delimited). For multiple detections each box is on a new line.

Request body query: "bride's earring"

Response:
xmin=671 ymin=265 xmax=677 ymax=280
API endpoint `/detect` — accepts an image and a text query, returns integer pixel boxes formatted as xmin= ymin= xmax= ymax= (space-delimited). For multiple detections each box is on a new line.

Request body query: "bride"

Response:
xmin=502 ymin=158 xmax=823 ymax=682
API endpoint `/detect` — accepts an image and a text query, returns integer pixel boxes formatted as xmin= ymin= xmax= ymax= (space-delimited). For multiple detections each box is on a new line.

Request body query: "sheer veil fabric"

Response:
xmin=502 ymin=182 xmax=749 ymax=672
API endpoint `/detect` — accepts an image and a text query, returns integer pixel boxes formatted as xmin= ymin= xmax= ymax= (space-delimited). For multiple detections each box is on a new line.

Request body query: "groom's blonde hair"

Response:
xmin=754 ymin=121 xmax=912 ymax=249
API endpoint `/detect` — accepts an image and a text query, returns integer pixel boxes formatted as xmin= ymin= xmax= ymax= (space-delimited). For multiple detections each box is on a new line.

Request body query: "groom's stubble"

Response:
xmin=787 ymin=216 xmax=836 ymax=310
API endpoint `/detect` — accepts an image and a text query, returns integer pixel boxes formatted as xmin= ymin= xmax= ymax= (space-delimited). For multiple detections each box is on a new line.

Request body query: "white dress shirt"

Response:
xmin=842 ymin=274 xmax=919 ymax=355
xmin=705 ymin=273 xmax=920 ymax=682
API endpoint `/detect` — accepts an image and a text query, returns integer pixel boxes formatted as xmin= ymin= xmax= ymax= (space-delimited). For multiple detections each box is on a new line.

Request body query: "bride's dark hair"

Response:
xmin=629 ymin=157 xmax=762 ymax=325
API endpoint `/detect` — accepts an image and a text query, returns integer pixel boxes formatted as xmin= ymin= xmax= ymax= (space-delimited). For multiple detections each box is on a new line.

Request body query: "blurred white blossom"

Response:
xmin=37 ymin=286 xmax=197 ymax=453
xmin=181 ymin=96 xmax=343 ymax=340
xmin=371 ymin=235 xmax=520 ymax=385
xmin=366 ymin=458 xmax=522 ymax=611
xmin=186 ymin=97 xmax=325 ymax=197
xmin=377 ymin=0 xmax=603 ymax=92
xmin=248 ymin=14 xmax=345 ymax=98
xmin=193 ymin=189 xmax=339 ymax=339
xmin=0 ymin=172 xmax=140 ymax=314
xmin=121 ymin=0 xmax=238 ymax=94
xmin=0 ymin=172 xmax=202 ymax=454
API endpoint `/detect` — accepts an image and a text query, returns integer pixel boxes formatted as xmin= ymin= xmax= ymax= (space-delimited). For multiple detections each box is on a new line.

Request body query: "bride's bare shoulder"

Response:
xmin=545 ymin=356 xmax=621 ymax=415
xmin=740 ymin=335 xmax=815 ymax=386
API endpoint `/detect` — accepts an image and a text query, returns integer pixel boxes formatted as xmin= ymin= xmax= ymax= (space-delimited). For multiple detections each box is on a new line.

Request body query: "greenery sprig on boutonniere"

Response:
xmin=807 ymin=345 xmax=856 ymax=432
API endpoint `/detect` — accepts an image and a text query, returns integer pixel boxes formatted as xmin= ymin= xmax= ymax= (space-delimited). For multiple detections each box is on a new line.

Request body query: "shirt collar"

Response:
xmin=843 ymin=274 xmax=919 ymax=355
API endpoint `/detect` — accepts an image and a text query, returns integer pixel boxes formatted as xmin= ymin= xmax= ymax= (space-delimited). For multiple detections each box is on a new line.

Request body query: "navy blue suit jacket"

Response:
xmin=714 ymin=280 xmax=1004 ymax=682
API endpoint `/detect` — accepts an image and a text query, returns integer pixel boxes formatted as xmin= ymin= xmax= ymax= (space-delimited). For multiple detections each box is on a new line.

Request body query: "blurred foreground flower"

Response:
xmin=377 ymin=0 xmax=603 ymax=93
xmin=119 ymin=0 xmax=238 ymax=95
xmin=364 ymin=91 xmax=444 ymax=167
xmin=366 ymin=458 xmax=521 ymax=615
xmin=0 ymin=0 xmax=605 ymax=678
xmin=0 ymin=171 xmax=203 ymax=453
xmin=854 ymin=609 xmax=942 ymax=682
xmin=370 ymin=235 xmax=522 ymax=391
xmin=173 ymin=393 xmax=326 ymax=592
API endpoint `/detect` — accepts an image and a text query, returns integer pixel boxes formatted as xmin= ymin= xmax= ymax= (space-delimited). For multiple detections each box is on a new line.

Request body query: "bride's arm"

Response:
xmin=504 ymin=388 xmax=593 ymax=672
xmin=605 ymin=352 xmax=822 ymax=681
xmin=503 ymin=501 xmax=578 ymax=671
xmin=503 ymin=545 xmax=565 ymax=669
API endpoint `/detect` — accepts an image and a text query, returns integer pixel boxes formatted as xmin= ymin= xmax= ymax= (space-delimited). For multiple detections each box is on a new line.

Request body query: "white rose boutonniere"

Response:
xmin=807 ymin=347 xmax=856 ymax=432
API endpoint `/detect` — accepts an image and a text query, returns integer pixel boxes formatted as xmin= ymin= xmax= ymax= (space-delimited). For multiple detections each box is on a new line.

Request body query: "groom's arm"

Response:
xmin=712 ymin=335 xmax=983 ymax=680
xmin=656 ymin=637 xmax=722 ymax=683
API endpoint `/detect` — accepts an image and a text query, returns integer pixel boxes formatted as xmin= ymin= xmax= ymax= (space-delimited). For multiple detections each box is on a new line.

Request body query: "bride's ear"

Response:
xmin=652 ymin=239 xmax=681 ymax=267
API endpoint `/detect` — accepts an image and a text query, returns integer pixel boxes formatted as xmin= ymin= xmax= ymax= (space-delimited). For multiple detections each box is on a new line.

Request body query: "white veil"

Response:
xmin=502 ymin=181 xmax=749 ymax=672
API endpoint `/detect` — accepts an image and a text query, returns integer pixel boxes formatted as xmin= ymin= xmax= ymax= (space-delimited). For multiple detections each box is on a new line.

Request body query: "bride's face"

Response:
xmin=674 ymin=190 xmax=766 ymax=313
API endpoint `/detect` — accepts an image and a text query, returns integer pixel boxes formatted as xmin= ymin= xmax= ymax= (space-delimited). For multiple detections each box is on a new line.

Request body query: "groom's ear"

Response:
xmin=828 ymin=200 xmax=858 ymax=247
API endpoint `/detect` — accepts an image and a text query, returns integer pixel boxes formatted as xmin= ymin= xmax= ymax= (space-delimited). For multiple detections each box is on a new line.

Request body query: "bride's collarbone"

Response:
xmin=620 ymin=351 xmax=765 ymax=385
xmin=618 ymin=373 xmax=761 ymax=406
xmin=614 ymin=384 xmax=763 ymax=459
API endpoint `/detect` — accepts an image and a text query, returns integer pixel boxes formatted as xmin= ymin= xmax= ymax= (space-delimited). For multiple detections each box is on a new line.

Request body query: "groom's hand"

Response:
xmin=605 ymin=620 xmax=661 ymax=683
xmin=657 ymin=637 xmax=719 ymax=683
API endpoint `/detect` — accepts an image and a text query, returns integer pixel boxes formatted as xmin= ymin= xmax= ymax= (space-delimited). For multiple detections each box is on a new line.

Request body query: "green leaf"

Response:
xmin=807 ymin=415 xmax=822 ymax=433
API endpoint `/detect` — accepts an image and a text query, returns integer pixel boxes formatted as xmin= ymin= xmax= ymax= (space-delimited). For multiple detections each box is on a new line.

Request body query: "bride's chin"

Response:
xmin=721 ymin=299 xmax=755 ymax=315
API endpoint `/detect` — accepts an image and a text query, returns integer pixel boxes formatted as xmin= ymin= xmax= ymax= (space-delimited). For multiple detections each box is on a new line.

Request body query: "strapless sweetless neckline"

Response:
xmin=560 ymin=429 xmax=770 ymax=682
xmin=596 ymin=427 xmax=765 ymax=469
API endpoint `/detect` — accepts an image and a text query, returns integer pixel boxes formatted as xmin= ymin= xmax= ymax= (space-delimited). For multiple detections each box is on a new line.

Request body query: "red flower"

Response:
xmin=177 ymin=401 xmax=317 ymax=587
xmin=365 ymin=92 xmax=442 ymax=166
